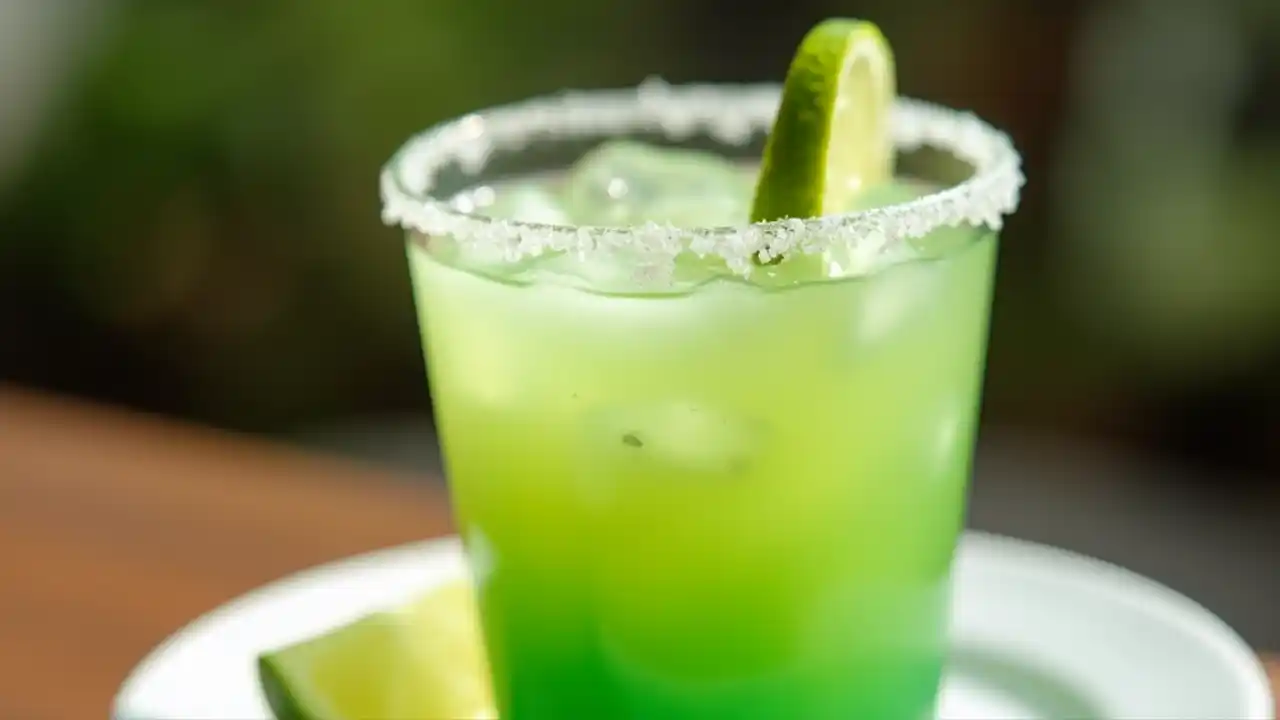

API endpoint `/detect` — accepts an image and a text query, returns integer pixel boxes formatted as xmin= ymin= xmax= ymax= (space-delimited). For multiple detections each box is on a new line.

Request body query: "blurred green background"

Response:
xmin=3 ymin=0 xmax=1278 ymax=481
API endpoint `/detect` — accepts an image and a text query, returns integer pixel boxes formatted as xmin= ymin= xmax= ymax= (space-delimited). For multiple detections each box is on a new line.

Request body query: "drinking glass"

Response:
xmin=382 ymin=80 xmax=1023 ymax=719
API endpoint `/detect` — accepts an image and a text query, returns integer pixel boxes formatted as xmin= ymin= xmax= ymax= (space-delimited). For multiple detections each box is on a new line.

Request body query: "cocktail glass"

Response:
xmin=382 ymin=80 xmax=1023 ymax=719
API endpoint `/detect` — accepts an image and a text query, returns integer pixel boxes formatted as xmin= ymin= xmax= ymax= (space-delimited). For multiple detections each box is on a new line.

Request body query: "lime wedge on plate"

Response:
xmin=751 ymin=18 xmax=896 ymax=223
xmin=257 ymin=579 xmax=495 ymax=720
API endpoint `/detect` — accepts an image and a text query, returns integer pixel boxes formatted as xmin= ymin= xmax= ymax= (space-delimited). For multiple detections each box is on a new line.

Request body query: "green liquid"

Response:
xmin=409 ymin=162 xmax=998 ymax=718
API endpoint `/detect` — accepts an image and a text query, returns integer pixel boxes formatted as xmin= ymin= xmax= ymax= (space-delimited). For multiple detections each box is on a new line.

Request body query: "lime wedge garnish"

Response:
xmin=751 ymin=19 xmax=896 ymax=225
xmin=257 ymin=580 xmax=496 ymax=720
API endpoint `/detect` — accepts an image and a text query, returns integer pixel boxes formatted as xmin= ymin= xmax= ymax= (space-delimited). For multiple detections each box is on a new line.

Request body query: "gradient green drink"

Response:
xmin=383 ymin=22 xmax=1022 ymax=720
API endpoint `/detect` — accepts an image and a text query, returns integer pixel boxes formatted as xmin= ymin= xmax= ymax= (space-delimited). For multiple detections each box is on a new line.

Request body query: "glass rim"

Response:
xmin=380 ymin=78 xmax=1024 ymax=276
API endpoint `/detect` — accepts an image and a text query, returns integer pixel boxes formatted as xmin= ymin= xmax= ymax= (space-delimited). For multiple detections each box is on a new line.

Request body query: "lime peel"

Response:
xmin=257 ymin=580 xmax=496 ymax=720
xmin=751 ymin=18 xmax=896 ymax=226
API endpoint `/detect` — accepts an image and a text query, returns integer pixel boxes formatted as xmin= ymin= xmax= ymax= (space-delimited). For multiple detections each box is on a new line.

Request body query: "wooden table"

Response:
xmin=0 ymin=384 xmax=1275 ymax=719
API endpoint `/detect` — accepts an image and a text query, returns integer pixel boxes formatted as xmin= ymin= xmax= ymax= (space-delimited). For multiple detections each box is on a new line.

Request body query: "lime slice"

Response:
xmin=751 ymin=18 xmax=896 ymax=224
xmin=258 ymin=579 xmax=496 ymax=720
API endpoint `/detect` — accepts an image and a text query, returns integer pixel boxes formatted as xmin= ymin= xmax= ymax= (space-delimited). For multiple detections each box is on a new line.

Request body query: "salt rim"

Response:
xmin=380 ymin=78 xmax=1024 ymax=276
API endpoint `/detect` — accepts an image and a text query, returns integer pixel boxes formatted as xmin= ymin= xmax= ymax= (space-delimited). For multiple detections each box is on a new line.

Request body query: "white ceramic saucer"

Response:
xmin=114 ymin=532 xmax=1273 ymax=719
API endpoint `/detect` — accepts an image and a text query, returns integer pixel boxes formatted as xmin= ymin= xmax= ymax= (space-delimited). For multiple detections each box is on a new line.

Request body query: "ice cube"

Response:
xmin=844 ymin=181 xmax=977 ymax=259
xmin=642 ymin=193 xmax=749 ymax=230
xmin=849 ymin=262 xmax=939 ymax=344
xmin=560 ymin=141 xmax=751 ymax=228
xmin=481 ymin=183 xmax=571 ymax=225
xmin=907 ymin=222 xmax=979 ymax=258
xmin=587 ymin=401 xmax=760 ymax=479
xmin=525 ymin=248 xmax=650 ymax=292
xmin=463 ymin=525 xmax=497 ymax=589
xmin=843 ymin=180 xmax=922 ymax=214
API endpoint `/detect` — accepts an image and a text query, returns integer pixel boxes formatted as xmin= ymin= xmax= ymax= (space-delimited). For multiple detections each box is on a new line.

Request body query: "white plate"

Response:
xmin=114 ymin=532 xmax=1273 ymax=719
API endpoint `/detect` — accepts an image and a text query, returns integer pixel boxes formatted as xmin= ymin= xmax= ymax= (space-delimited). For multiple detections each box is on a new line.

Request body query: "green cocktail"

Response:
xmin=383 ymin=22 xmax=1022 ymax=720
